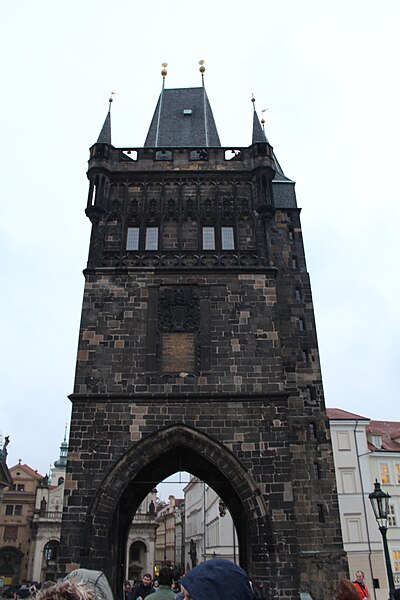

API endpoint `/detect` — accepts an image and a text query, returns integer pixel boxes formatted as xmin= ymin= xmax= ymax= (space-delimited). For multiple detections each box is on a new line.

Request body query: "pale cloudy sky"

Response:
xmin=1 ymin=1 xmax=399 ymax=496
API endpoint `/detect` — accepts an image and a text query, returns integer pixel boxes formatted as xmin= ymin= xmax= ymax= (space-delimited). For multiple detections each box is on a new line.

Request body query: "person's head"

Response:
xmin=142 ymin=574 xmax=152 ymax=587
xmin=158 ymin=568 xmax=173 ymax=587
xmin=63 ymin=568 xmax=113 ymax=600
xmin=180 ymin=558 xmax=253 ymax=600
xmin=35 ymin=579 xmax=99 ymax=600
xmin=355 ymin=571 xmax=365 ymax=584
xmin=123 ymin=582 xmax=131 ymax=592
xmin=337 ymin=579 xmax=360 ymax=600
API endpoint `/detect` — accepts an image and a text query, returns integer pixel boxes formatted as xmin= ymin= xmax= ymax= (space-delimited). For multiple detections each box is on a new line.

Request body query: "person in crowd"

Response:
xmin=336 ymin=579 xmax=361 ymax=600
xmin=353 ymin=571 xmax=370 ymax=600
xmin=179 ymin=558 xmax=253 ymax=600
xmin=121 ymin=581 xmax=131 ymax=600
xmin=129 ymin=574 xmax=155 ymax=600
xmin=146 ymin=568 xmax=175 ymax=599
xmin=34 ymin=577 xmax=109 ymax=600
xmin=64 ymin=569 xmax=114 ymax=600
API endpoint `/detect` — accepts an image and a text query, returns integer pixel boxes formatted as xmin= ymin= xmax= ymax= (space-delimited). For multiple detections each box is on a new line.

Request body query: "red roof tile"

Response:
xmin=327 ymin=408 xmax=369 ymax=420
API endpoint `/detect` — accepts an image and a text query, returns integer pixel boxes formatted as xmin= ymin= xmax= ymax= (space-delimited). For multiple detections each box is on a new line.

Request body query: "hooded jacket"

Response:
xmin=64 ymin=569 xmax=114 ymax=600
xmin=179 ymin=558 xmax=253 ymax=600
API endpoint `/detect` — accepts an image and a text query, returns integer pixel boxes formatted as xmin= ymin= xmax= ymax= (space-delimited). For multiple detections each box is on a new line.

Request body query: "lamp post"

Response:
xmin=369 ymin=480 xmax=396 ymax=600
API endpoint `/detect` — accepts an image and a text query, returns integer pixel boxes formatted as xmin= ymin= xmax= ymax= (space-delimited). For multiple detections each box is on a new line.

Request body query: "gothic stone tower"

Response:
xmin=61 ymin=78 xmax=347 ymax=599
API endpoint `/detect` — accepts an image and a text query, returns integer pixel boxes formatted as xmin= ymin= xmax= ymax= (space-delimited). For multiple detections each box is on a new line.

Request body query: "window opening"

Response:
xmin=126 ymin=227 xmax=139 ymax=251
xmin=221 ymin=227 xmax=235 ymax=250
xmin=317 ymin=503 xmax=325 ymax=523
xmin=380 ymin=463 xmax=390 ymax=485
xmin=145 ymin=227 xmax=158 ymax=251
xmin=393 ymin=550 xmax=400 ymax=572
xmin=202 ymin=227 xmax=215 ymax=250
xmin=309 ymin=422 xmax=317 ymax=441
xmin=313 ymin=463 xmax=321 ymax=479
xmin=388 ymin=504 xmax=397 ymax=527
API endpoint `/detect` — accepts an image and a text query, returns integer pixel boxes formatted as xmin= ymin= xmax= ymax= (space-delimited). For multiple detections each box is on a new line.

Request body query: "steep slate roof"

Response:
xmin=252 ymin=106 xmax=294 ymax=184
xmin=144 ymin=87 xmax=221 ymax=147
xmin=97 ymin=110 xmax=111 ymax=145
xmin=252 ymin=108 xmax=268 ymax=144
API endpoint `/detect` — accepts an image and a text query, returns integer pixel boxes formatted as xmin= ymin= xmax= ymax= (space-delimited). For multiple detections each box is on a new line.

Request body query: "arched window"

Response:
xmin=44 ymin=540 xmax=60 ymax=562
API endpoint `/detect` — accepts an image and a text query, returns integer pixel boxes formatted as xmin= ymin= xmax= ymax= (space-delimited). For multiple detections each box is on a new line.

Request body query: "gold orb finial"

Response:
xmin=261 ymin=108 xmax=268 ymax=127
xmin=161 ymin=62 xmax=168 ymax=77
xmin=198 ymin=59 xmax=205 ymax=74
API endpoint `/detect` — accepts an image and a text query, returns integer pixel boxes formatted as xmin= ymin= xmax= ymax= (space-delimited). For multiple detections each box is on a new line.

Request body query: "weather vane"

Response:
xmin=161 ymin=63 xmax=168 ymax=78
xmin=261 ymin=108 xmax=268 ymax=128
xmin=108 ymin=92 xmax=116 ymax=110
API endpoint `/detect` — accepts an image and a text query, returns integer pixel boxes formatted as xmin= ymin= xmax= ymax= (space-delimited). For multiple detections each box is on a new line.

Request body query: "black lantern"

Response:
xmin=369 ymin=480 xmax=395 ymax=600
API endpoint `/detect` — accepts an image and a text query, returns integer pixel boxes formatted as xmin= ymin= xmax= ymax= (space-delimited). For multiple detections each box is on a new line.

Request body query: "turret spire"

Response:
xmin=251 ymin=95 xmax=268 ymax=144
xmin=96 ymin=94 xmax=114 ymax=145
xmin=54 ymin=424 xmax=68 ymax=468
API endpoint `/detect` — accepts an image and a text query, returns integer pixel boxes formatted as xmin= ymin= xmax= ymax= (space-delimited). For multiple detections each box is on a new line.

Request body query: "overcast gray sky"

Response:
xmin=1 ymin=1 xmax=399 ymax=497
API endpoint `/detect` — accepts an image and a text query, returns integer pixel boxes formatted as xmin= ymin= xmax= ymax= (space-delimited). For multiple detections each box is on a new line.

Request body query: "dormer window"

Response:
xmin=368 ymin=434 xmax=382 ymax=449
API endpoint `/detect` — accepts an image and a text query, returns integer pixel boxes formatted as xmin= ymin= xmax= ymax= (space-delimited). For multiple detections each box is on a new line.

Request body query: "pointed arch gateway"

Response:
xmin=84 ymin=424 xmax=273 ymax=590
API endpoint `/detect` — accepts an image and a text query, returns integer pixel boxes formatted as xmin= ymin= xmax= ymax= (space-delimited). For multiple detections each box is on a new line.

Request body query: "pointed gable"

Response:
xmin=145 ymin=87 xmax=221 ymax=147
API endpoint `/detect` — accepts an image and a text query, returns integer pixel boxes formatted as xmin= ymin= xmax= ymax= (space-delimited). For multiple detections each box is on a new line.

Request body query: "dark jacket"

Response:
xmin=129 ymin=583 xmax=155 ymax=600
xmin=180 ymin=558 xmax=253 ymax=600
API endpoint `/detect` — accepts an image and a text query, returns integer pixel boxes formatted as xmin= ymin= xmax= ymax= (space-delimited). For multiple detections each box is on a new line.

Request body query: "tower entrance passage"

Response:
xmin=75 ymin=424 xmax=272 ymax=594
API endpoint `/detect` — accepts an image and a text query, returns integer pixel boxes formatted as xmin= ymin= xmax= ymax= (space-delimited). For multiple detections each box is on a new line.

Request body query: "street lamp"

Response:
xmin=369 ymin=480 xmax=396 ymax=600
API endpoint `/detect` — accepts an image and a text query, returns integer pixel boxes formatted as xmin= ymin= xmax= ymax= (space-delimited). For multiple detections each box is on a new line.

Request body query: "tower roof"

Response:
xmin=252 ymin=103 xmax=293 ymax=183
xmin=144 ymin=87 xmax=221 ymax=147
xmin=252 ymin=108 xmax=268 ymax=144
xmin=54 ymin=424 xmax=68 ymax=468
xmin=96 ymin=100 xmax=112 ymax=145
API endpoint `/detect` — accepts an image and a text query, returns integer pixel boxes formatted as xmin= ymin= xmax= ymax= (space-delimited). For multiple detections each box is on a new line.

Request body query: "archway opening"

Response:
xmin=85 ymin=425 xmax=271 ymax=594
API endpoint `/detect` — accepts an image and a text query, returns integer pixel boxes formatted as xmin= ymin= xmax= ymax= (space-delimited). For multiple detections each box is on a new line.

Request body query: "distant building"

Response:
xmin=328 ymin=408 xmax=400 ymax=600
xmin=183 ymin=477 xmax=238 ymax=571
xmin=29 ymin=430 xmax=68 ymax=582
xmin=0 ymin=462 xmax=44 ymax=584
xmin=126 ymin=489 xmax=158 ymax=581
xmin=1 ymin=431 xmax=158 ymax=585
xmin=174 ymin=500 xmax=185 ymax=573
xmin=155 ymin=496 xmax=184 ymax=569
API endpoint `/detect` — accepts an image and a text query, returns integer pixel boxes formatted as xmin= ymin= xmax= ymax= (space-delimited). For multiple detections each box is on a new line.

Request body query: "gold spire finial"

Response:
xmin=161 ymin=62 xmax=168 ymax=77
xmin=198 ymin=59 xmax=205 ymax=74
xmin=261 ymin=108 xmax=268 ymax=126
